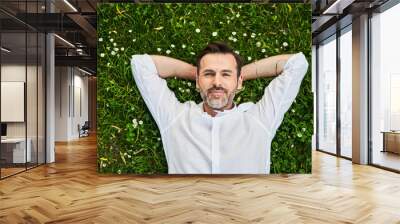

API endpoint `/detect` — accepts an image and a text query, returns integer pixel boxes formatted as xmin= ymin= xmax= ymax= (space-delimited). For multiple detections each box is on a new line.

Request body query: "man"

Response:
xmin=131 ymin=41 xmax=308 ymax=174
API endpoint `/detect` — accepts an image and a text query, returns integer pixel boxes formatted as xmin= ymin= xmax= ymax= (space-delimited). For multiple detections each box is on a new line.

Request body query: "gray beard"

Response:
xmin=200 ymin=90 xmax=236 ymax=110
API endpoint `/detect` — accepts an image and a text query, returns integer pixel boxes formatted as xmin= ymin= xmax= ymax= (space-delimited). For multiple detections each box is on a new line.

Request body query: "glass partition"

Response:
xmin=0 ymin=0 xmax=46 ymax=179
xmin=1 ymin=30 xmax=28 ymax=177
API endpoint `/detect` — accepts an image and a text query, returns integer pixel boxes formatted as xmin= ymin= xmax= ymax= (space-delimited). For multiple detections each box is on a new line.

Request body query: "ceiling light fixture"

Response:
xmin=63 ymin=0 xmax=78 ymax=12
xmin=78 ymin=67 xmax=93 ymax=76
xmin=54 ymin=34 xmax=75 ymax=48
xmin=322 ymin=0 xmax=354 ymax=15
xmin=1 ymin=47 xmax=11 ymax=53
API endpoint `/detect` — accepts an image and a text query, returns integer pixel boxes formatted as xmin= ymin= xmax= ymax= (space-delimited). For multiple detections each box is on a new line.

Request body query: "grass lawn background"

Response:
xmin=97 ymin=3 xmax=312 ymax=174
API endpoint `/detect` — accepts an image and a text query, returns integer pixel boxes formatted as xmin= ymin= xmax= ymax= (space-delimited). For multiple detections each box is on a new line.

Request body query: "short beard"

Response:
xmin=200 ymin=87 xmax=236 ymax=110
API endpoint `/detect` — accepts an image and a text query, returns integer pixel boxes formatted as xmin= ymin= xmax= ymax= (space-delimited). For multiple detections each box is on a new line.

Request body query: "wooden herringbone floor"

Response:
xmin=1 ymin=135 xmax=400 ymax=224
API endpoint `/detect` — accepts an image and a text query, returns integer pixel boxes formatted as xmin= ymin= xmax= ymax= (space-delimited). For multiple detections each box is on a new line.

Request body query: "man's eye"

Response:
xmin=204 ymin=73 xmax=213 ymax=76
xmin=222 ymin=73 xmax=230 ymax=77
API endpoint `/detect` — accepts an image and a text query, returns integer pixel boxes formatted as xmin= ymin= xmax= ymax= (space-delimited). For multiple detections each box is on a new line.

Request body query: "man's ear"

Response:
xmin=196 ymin=73 xmax=199 ymax=89
xmin=237 ymin=73 xmax=244 ymax=90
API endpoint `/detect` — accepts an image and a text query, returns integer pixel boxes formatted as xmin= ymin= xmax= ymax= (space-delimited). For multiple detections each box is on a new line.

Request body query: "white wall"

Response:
xmin=1 ymin=65 xmax=40 ymax=137
xmin=55 ymin=66 xmax=69 ymax=141
xmin=54 ymin=66 xmax=89 ymax=141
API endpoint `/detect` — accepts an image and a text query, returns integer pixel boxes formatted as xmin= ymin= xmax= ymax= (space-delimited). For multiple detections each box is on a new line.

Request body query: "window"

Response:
xmin=370 ymin=3 xmax=400 ymax=171
xmin=339 ymin=27 xmax=352 ymax=158
xmin=317 ymin=35 xmax=337 ymax=154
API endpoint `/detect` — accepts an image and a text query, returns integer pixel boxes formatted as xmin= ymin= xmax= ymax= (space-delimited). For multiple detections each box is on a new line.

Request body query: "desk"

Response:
xmin=381 ymin=131 xmax=400 ymax=154
xmin=1 ymin=138 xmax=31 ymax=163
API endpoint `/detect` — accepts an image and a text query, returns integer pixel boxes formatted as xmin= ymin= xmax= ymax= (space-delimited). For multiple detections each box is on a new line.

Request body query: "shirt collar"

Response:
xmin=199 ymin=102 xmax=237 ymax=117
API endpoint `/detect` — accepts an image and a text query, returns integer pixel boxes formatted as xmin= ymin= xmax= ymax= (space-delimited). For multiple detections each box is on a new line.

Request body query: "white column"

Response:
xmin=45 ymin=1 xmax=55 ymax=163
xmin=352 ymin=14 xmax=369 ymax=164
xmin=312 ymin=45 xmax=317 ymax=151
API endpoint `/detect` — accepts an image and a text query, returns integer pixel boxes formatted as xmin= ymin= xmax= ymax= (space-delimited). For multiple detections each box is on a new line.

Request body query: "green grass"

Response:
xmin=97 ymin=3 xmax=312 ymax=174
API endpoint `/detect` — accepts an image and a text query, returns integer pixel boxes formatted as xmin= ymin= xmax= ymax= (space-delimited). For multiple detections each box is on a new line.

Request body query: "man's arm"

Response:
xmin=246 ymin=53 xmax=309 ymax=135
xmin=131 ymin=54 xmax=190 ymax=131
xmin=150 ymin=55 xmax=196 ymax=80
xmin=241 ymin=54 xmax=294 ymax=80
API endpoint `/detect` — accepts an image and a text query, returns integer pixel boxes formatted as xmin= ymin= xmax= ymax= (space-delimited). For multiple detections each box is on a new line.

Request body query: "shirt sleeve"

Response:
xmin=248 ymin=52 xmax=309 ymax=136
xmin=130 ymin=54 xmax=183 ymax=130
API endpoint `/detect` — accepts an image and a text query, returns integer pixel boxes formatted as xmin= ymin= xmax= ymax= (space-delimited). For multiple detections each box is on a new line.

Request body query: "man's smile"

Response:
xmin=209 ymin=90 xmax=225 ymax=97
xmin=207 ymin=88 xmax=227 ymax=97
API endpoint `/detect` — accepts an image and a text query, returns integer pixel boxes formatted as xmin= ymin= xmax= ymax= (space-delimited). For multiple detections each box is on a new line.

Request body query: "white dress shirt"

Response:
xmin=130 ymin=53 xmax=308 ymax=174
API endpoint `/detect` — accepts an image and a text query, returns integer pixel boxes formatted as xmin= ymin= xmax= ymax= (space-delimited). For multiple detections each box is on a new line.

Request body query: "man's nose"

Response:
xmin=212 ymin=73 xmax=222 ymax=87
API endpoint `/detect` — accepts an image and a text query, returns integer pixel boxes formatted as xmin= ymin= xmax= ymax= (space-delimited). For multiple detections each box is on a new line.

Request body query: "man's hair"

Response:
xmin=196 ymin=41 xmax=243 ymax=78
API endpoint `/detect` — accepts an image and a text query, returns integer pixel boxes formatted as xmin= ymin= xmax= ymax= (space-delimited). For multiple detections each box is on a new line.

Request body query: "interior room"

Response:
xmin=0 ymin=0 xmax=399 ymax=223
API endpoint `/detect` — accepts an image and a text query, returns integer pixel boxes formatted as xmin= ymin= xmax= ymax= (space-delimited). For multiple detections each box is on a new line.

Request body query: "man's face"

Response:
xmin=196 ymin=53 xmax=243 ymax=110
